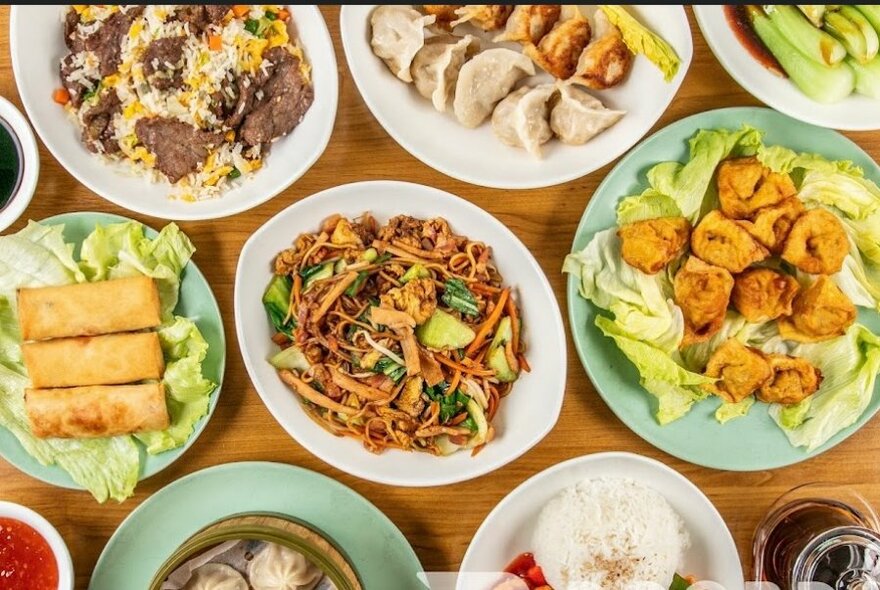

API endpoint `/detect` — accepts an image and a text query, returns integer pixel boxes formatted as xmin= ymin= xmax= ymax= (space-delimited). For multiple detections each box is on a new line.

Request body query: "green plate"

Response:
xmin=88 ymin=462 xmax=426 ymax=589
xmin=566 ymin=107 xmax=880 ymax=471
xmin=0 ymin=211 xmax=226 ymax=488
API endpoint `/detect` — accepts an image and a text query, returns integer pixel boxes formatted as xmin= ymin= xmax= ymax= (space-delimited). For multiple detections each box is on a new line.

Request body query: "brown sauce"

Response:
xmin=724 ymin=5 xmax=787 ymax=77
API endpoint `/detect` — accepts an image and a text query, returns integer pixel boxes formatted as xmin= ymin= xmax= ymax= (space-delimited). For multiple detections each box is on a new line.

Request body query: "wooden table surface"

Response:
xmin=2 ymin=6 xmax=880 ymax=589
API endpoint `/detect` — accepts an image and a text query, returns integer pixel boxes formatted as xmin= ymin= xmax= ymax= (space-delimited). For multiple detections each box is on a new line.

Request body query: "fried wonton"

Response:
xmin=756 ymin=354 xmax=823 ymax=405
xmin=422 ymin=5 xmax=463 ymax=30
xmin=568 ymin=9 xmax=633 ymax=89
xmin=493 ymin=4 xmax=561 ymax=44
xmin=523 ymin=5 xmax=591 ymax=80
xmin=703 ymin=338 xmax=772 ymax=403
xmin=691 ymin=210 xmax=770 ymax=273
xmin=781 ymin=208 xmax=849 ymax=275
xmin=731 ymin=268 xmax=800 ymax=323
xmin=779 ymin=276 xmax=856 ymax=343
xmin=451 ymin=4 xmax=513 ymax=31
xmin=617 ymin=216 xmax=691 ymax=275
xmin=674 ymin=257 xmax=735 ymax=347
xmin=716 ymin=157 xmax=797 ymax=220
xmin=741 ymin=196 xmax=805 ymax=254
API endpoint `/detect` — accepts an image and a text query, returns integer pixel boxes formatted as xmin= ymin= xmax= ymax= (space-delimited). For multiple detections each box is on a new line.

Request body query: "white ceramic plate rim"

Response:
xmin=0 ymin=500 xmax=74 ymax=590
xmin=0 ymin=97 xmax=39 ymax=233
xmin=9 ymin=5 xmax=339 ymax=220
xmin=458 ymin=451 xmax=744 ymax=590
xmin=694 ymin=5 xmax=880 ymax=131
xmin=340 ymin=5 xmax=693 ymax=189
xmin=234 ymin=180 xmax=566 ymax=486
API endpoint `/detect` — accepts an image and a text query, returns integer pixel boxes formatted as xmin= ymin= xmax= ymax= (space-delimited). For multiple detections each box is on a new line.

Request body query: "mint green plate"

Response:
xmin=567 ymin=107 xmax=880 ymax=471
xmin=88 ymin=462 xmax=426 ymax=589
xmin=0 ymin=211 xmax=225 ymax=489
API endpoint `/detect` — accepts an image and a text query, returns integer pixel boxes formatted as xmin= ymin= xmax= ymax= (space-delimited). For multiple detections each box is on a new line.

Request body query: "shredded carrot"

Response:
xmin=434 ymin=354 xmax=495 ymax=377
xmin=466 ymin=288 xmax=510 ymax=357
xmin=505 ymin=295 xmax=520 ymax=354
xmin=518 ymin=353 xmax=531 ymax=373
xmin=293 ymin=273 xmax=302 ymax=309
xmin=469 ymin=282 xmax=502 ymax=295
xmin=277 ymin=8 xmax=291 ymax=21
xmin=52 ymin=88 xmax=71 ymax=105
xmin=448 ymin=369 xmax=462 ymax=394
xmin=232 ymin=5 xmax=249 ymax=18
xmin=208 ymin=34 xmax=222 ymax=51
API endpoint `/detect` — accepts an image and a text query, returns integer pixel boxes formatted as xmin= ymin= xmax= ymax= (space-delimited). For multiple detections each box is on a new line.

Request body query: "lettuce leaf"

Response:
xmin=716 ymin=397 xmax=755 ymax=424
xmin=599 ymin=5 xmax=681 ymax=82
xmin=0 ymin=221 xmax=84 ymax=294
xmin=616 ymin=190 xmax=682 ymax=225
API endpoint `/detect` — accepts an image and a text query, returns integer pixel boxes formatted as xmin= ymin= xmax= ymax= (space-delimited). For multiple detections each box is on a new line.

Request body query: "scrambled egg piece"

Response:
xmin=781 ymin=208 xmax=848 ymax=275
xmin=380 ymin=278 xmax=438 ymax=325
xmin=731 ymin=268 xmax=800 ymax=323
xmin=703 ymin=338 xmax=772 ymax=403
xmin=757 ymin=354 xmax=823 ymax=405
xmin=674 ymin=256 xmax=734 ymax=347
xmin=691 ymin=210 xmax=769 ymax=273
xmin=779 ymin=276 xmax=856 ymax=343
xmin=716 ymin=157 xmax=797 ymax=219
xmin=741 ymin=196 xmax=805 ymax=254
xmin=617 ymin=216 xmax=690 ymax=275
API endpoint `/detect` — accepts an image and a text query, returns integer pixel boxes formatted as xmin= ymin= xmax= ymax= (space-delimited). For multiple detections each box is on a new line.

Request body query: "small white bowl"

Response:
xmin=10 ymin=5 xmax=338 ymax=220
xmin=234 ymin=180 xmax=567 ymax=487
xmin=0 ymin=501 xmax=74 ymax=590
xmin=0 ymin=96 xmax=39 ymax=232
xmin=459 ymin=452 xmax=744 ymax=590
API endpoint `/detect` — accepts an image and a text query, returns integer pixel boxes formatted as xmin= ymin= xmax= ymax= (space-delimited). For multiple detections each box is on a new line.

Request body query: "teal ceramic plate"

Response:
xmin=0 ymin=211 xmax=225 ymax=488
xmin=88 ymin=462 xmax=426 ymax=589
xmin=567 ymin=107 xmax=880 ymax=471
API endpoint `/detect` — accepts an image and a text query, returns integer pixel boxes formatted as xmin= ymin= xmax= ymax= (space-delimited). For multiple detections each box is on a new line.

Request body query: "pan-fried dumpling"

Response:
xmin=183 ymin=564 xmax=248 ymax=590
xmin=422 ymin=5 xmax=463 ymax=30
xmin=491 ymin=84 xmax=556 ymax=157
xmin=451 ymin=5 xmax=513 ymax=31
xmin=550 ymin=84 xmax=625 ymax=145
xmin=453 ymin=48 xmax=535 ymax=128
xmin=493 ymin=5 xmax=561 ymax=44
xmin=370 ymin=6 xmax=436 ymax=83
xmin=523 ymin=5 xmax=591 ymax=80
xmin=411 ymin=35 xmax=480 ymax=111
xmin=569 ymin=9 xmax=633 ymax=89
xmin=248 ymin=543 xmax=323 ymax=590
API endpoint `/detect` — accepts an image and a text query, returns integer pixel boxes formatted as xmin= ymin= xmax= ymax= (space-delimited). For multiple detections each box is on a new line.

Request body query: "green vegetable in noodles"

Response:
xmin=425 ymin=384 xmax=470 ymax=423
xmin=765 ymin=5 xmax=846 ymax=65
xmin=416 ymin=310 xmax=476 ymax=350
xmin=824 ymin=8 xmax=877 ymax=64
xmin=441 ymin=279 xmax=479 ymax=316
xmin=299 ymin=261 xmax=333 ymax=289
xmin=401 ymin=263 xmax=430 ymax=283
xmin=373 ymin=357 xmax=407 ymax=383
xmin=848 ymin=54 xmax=880 ymax=98
xmin=345 ymin=271 xmax=369 ymax=297
xmin=269 ymin=345 xmax=310 ymax=371
xmin=748 ymin=6 xmax=855 ymax=103
xmin=263 ymin=274 xmax=295 ymax=337
xmin=360 ymin=247 xmax=378 ymax=263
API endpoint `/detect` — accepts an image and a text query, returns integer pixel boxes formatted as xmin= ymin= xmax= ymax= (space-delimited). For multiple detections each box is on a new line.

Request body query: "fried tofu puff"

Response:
xmin=779 ymin=276 xmax=856 ymax=343
xmin=716 ymin=157 xmax=797 ymax=219
xmin=523 ymin=5 xmax=591 ymax=79
xmin=422 ymin=5 xmax=463 ymax=30
xmin=617 ymin=217 xmax=691 ymax=275
xmin=731 ymin=268 xmax=800 ymax=323
xmin=741 ymin=196 xmax=805 ymax=254
xmin=703 ymin=338 xmax=772 ymax=403
xmin=691 ymin=210 xmax=770 ymax=273
xmin=674 ymin=257 xmax=734 ymax=347
xmin=781 ymin=208 xmax=849 ymax=275
xmin=757 ymin=354 xmax=823 ymax=405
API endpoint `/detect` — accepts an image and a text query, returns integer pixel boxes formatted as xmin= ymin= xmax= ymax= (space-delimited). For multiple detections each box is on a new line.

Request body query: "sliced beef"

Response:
xmin=223 ymin=76 xmax=258 ymax=128
xmin=135 ymin=117 xmax=224 ymax=183
xmin=59 ymin=54 xmax=94 ymax=109
xmin=64 ymin=9 xmax=86 ymax=53
xmin=84 ymin=5 xmax=145 ymax=77
xmin=239 ymin=47 xmax=314 ymax=146
xmin=81 ymin=90 xmax=121 ymax=154
xmin=173 ymin=5 xmax=229 ymax=33
xmin=142 ymin=36 xmax=186 ymax=91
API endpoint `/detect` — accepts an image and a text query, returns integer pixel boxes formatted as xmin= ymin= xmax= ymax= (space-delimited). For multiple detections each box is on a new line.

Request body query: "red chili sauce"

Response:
xmin=724 ymin=5 xmax=786 ymax=77
xmin=0 ymin=517 xmax=59 ymax=590
xmin=504 ymin=552 xmax=551 ymax=589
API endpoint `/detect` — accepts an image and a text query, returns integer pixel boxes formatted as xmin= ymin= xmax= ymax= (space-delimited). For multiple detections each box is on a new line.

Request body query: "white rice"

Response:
xmin=533 ymin=478 xmax=689 ymax=590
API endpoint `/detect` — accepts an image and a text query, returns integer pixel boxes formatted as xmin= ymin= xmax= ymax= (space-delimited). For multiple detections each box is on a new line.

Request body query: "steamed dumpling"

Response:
xmin=550 ymin=84 xmax=625 ymax=145
xmin=523 ymin=5 xmax=591 ymax=80
xmin=451 ymin=5 xmax=513 ymax=31
xmin=568 ymin=9 xmax=633 ymax=89
xmin=493 ymin=4 xmax=561 ymax=44
xmin=248 ymin=543 xmax=323 ymax=590
xmin=411 ymin=35 xmax=480 ymax=111
xmin=453 ymin=48 xmax=535 ymax=128
xmin=183 ymin=564 xmax=248 ymax=590
xmin=491 ymin=84 xmax=556 ymax=157
xmin=371 ymin=6 xmax=436 ymax=82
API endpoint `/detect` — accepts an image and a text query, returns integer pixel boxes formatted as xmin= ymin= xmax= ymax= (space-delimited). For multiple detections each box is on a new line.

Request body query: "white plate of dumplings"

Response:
xmin=340 ymin=5 xmax=692 ymax=189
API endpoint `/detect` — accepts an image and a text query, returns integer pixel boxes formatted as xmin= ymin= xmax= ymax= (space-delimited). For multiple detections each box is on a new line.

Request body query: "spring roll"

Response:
xmin=22 ymin=332 xmax=165 ymax=389
xmin=17 ymin=276 xmax=161 ymax=341
xmin=25 ymin=383 xmax=169 ymax=439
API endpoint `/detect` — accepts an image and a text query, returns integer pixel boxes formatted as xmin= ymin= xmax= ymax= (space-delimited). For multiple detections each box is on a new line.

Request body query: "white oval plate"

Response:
xmin=234 ymin=181 xmax=566 ymax=487
xmin=10 ymin=5 xmax=338 ymax=220
xmin=340 ymin=5 xmax=692 ymax=189
xmin=459 ymin=452 xmax=744 ymax=590
xmin=694 ymin=5 xmax=880 ymax=131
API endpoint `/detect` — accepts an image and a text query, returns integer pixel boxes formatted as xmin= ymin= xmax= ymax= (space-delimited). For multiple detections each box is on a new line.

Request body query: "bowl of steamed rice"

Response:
xmin=10 ymin=5 xmax=338 ymax=220
xmin=458 ymin=452 xmax=744 ymax=590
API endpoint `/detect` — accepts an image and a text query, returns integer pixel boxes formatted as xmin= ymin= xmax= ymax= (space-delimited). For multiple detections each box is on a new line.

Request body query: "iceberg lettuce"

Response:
xmin=716 ymin=397 xmax=755 ymax=424
xmin=599 ymin=5 xmax=681 ymax=82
